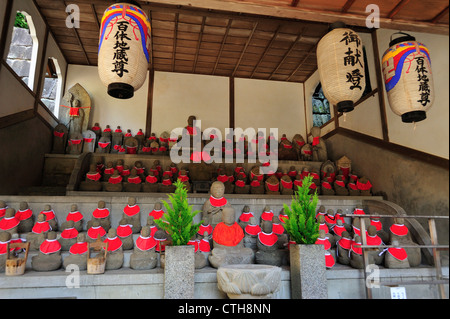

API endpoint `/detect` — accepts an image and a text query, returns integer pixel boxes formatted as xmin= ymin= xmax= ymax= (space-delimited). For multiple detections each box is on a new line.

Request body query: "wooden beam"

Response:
xmin=192 ymin=15 xmax=206 ymax=73
xmin=212 ymin=18 xmax=233 ymax=75
xmin=387 ymin=0 xmax=410 ymax=19
xmin=291 ymin=0 xmax=300 ymax=7
xmin=269 ymin=28 xmax=304 ymax=80
xmin=141 ymin=0 xmax=449 ymax=35
xmin=229 ymin=76 xmax=235 ymax=130
xmin=172 ymin=12 xmax=179 ymax=72
xmin=0 ymin=109 xmax=35 ymax=130
xmin=371 ymin=30 xmax=389 ymax=142
xmin=148 ymin=10 xmax=154 ymax=69
xmin=34 ymin=25 xmax=50 ymax=112
xmin=250 ymin=24 xmax=281 ymax=78
xmin=232 ymin=21 xmax=258 ymax=77
xmin=286 ymin=41 xmax=318 ymax=81
xmin=0 ymin=0 xmax=13 ymax=69
xmin=341 ymin=0 xmax=356 ymax=13
xmin=431 ymin=6 xmax=449 ymax=24
xmin=145 ymin=69 xmax=155 ymax=137
xmin=91 ymin=4 xmax=100 ymax=30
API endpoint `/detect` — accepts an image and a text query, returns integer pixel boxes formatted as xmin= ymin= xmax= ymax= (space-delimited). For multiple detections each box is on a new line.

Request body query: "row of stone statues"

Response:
xmin=79 ymin=157 xmax=373 ymax=196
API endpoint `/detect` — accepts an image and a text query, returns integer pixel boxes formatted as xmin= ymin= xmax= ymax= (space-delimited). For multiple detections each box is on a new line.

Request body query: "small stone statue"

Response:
xmin=365 ymin=225 xmax=385 ymax=265
xmin=31 ymin=231 xmax=62 ymax=271
xmin=67 ymin=132 xmax=84 ymax=155
xmin=105 ymin=169 xmax=123 ymax=192
xmin=39 ymin=204 xmax=58 ymax=231
xmin=265 ymin=175 xmax=280 ymax=195
xmin=349 ymin=235 xmax=364 ymax=269
xmin=384 ymin=240 xmax=410 ymax=269
xmin=116 ymin=218 xmax=134 ymax=250
xmin=238 ymin=205 xmax=254 ymax=229
xmin=79 ymin=164 xmax=102 ymax=191
xmin=336 ymin=231 xmax=352 ymax=265
xmin=310 ymin=126 xmax=327 ymax=162
xmin=255 ymin=220 xmax=285 ymax=266
xmin=389 ymin=217 xmax=421 ymax=267
xmin=64 ymin=204 xmax=84 ymax=232
xmin=59 ymin=220 xmax=78 ymax=251
xmin=208 ymin=206 xmax=254 ymax=268
xmin=87 ymin=220 xmax=106 ymax=243
xmin=130 ymin=226 xmax=157 ymax=270
xmin=87 ymin=200 xmax=111 ymax=233
xmin=202 ymin=181 xmax=231 ymax=228
xmin=0 ymin=208 xmax=19 ymax=234
xmin=52 ymin=124 xmax=68 ymax=154
xmin=28 ymin=213 xmax=51 ymax=250
xmin=15 ymin=202 xmax=34 ymax=234
xmin=96 ymin=136 xmax=111 ymax=153
xmin=63 ymin=233 xmax=88 ymax=271
xmin=280 ymin=174 xmax=294 ymax=195
xmin=122 ymin=197 xmax=141 ymax=233
xmin=103 ymin=228 xmax=124 ymax=270
xmin=243 ymin=217 xmax=261 ymax=250
xmin=0 ymin=232 xmax=11 ymax=272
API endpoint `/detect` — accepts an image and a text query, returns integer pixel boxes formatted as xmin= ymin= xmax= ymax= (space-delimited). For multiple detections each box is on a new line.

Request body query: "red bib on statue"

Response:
xmin=61 ymin=227 xmax=78 ymax=239
xmin=338 ymin=237 xmax=352 ymax=250
xmin=149 ymin=209 xmax=164 ymax=220
xmin=69 ymin=242 xmax=88 ymax=255
xmin=198 ymin=224 xmax=213 ymax=236
xmin=136 ymin=236 xmax=157 ymax=251
xmin=390 ymin=224 xmax=409 ymax=236
xmin=213 ymin=222 xmax=244 ymax=247
xmin=261 ymin=210 xmax=274 ymax=221
xmin=87 ymin=226 xmax=106 ymax=239
xmin=388 ymin=247 xmax=408 ymax=261
xmin=315 ymin=237 xmax=331 ymax=250
xmin=66 ymin=211 xmax=83 ymax=223
xmin=117 ymin=224 xmax=132 ymax=237
xmin=93 ymin=208 xmax=110 ymax=219
xmin=366 ymin=234 xmax=382 ymax=246
xmin=32 ymin=221 xmax=50 ymax=234
xmin=40 ymin=239 xmax=61 ymax=254
xmin=104 ymin=236 xmax=122 ymax=252
xmin=239 ymin=212 xmax=254 ymax=222
xmin=16 ymin=208 xmax=33 ymax=221
xmin=199 ymin=239 xmax=211 ymax=252
xmin=258 ymin=232 xmax=278 ymax=246
xmin=245 ymin=224 xmax=261 ymax=236
xmin=0 ymin=217 xmax=19 ymax=231
xmin=333 ymin=224 xmax=346 ymax=236
xmin=41 ymin=210 xmax=55 ymax=221
xmin=325 ymin=251 xmax=335 ymax=268
xmin=370 ymin=219 xmax=383 ymax=231
xmin=146 ymin=175 xmax=158 ymax=184
xmin=124 ymin=205 xmax=140 ymax=217
xmin=272 ymin=223 xmax=284 ymax=235
xmin=209 ymin=196 xmax=227 ymax=207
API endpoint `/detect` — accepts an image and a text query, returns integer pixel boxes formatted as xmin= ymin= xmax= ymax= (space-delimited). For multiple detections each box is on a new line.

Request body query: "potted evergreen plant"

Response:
xmin=283 ymin=175 xmax=328 ymax=299
xmin=154 ymin=180 xmax=202 ymax=299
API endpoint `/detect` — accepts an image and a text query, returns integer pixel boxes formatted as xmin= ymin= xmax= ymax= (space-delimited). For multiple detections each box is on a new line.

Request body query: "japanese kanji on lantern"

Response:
xmin=98 ymin=1 xmax=151 ymax=99
xmin=316 ymin=22 xmax=366 ymax=113
xmin=381 ymin=32 xmax=434 ymax=123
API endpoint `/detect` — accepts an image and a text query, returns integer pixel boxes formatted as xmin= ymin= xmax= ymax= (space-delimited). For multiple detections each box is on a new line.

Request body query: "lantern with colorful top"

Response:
xmin=98 ymin=1 xmax=151 ymax=99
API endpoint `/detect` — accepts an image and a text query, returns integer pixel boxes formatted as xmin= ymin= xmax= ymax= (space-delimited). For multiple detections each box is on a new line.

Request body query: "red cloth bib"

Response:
xmin=235 ymin=180 xmax=246 ymax=187
xmin=209 ymin=196 xmax=227 ymax=207
xmin=115 ymin=129 xmax=122 ymax=133
xmin=141 ymin=147 xmax=151 ymax=152
xmin=125 ymin=133 xmax=132 ymax=137
xmin=104 ymin=236 xmax=122 ymax=252
xmin=86 ymin=172 xmax=101 ymax=181
xmin=388 ymin=247 xmax=408 ymax=261
xmin=70 ymin=242 xmax=88 ymax=255
xmin=351 ymin=241 xmax=362 ymax=255
xmin=370 ymin=219 xmax=383 ymax=231
xmin=84 ymin=138 xmax=94 ymax=143
xmin=390 ymin=224 xmax=409 ymax=236
xmin=15 ymin=208 xmax=33 ymax=221
xmin=0 ymin=207 xmax=5 ymax=218
xmin=213 ymin=222 xmax=244 ymax=247
xmin=333 ymin=224 xmax=346 ymax=237
xmin=272 ymin=223 xmax=285 ymax=235
xmin=217 ymin=175 xmax=228 ymax=183
xmin=87 ymin=226 xmax=106 ymax=239
xmin=322 ymin=181 xmax=333 ymax=190
xmin=0 ymin=217 xmax=19 ymax=230
xmin=266 ymin=182 xmax=279 ymax=192
xmin=127 ymin=176 xmax=141 ymax=184
xmin=279 ymin=214 xmax=289 ymax=223
xmin=324 ymin=214 xmax=336 ymax=225
xmin=312 ymin=136 xmax=320 ymax=146
xmin=282 ymin=143 xmax=293 ymax=149
xmin=239 ymin=212 xmax=254 ymax=222
xmin=319 ymin=223 xmax=329 ymax=234
xmin=198 ymin=224 xmax=213 ymax=236
xmin=41 ymin=210 xmax=55 ymax=221
xmin=121 ymin=169 xmax=130 ymax=176
xmin=117 ymin=224 xmax=133 ymax=237
xmin=108 ymin=176 xmax=123 ymax=184
xmin=366 ymin=234 xmax=382 ymax=246
xmin=258 ymin=232 xmax=278 ymax=246
xmin=103 ymin=128 xmax=112 ymax=133
xmin=124 ymin=204 xmax=140 ymax=217
xmin=66 ymin=211 xmax=83 ymax=223
xmin=335 ymin=180 xmax=346 ymax=188
xmin=92 ymin=208 xmax=110 ymax=219
xmin=357 ymin=180 xmax=372 ymax=190
xmin=40 ymin=239 xmax=61 ymax=254
xmin=199 ymin=239 xmax=211 ymax=252
xmin=261 ymin=210 xmax=274 ymax=221
xmin=104 ymin=168 xmax=114 ymax=174
xmin=354 ymin=208 xmax=365 ymax=215
xmin=187 ymin=239 xmax=199 ymax=253
xmin=146 ymin=175 xmax=158 ymax=184
xmin=250 ymin=180 xmax=261 ymax=187
xmin=127 ymin=146 xmax=137 ymax=154
xmin=136 ymin=236 xmax=157 ymax=251
xmin=281 ymin=179 xmax=293 ymax=189
xmin=149 ymin=209 xmax=164 ymax=220
xmin=91 ymin=126 xmax=101 ymax=131
xmin=348 ymin=183 xmax=358 ymax=190
xmin=137 ymin=131 xmax=144 ymax=136
xmin=32 ymin=221 xmax=51 ymax=234
xmin=338 ymin=237 xmax=352 ymax=250
xmin=54 ymin=131 xmax=65 ymax=138
xmin=115 ymin=165 xmax=124 ymax=173
xmin=61 ymin=227 xmax=78 ymax=239
xmin=178 ymin=175 xmax=189 ymax=182
xmin=353 ymin=225 xmax=361 ymax=236
xmin=69 ymin=139 xmax=82 ymax=145
xmin=245 ymin=224 xmax=261 ymax=236
xmin=162 ymin=179 xmax=172 ymax=186
xmin=315 ymin=237 xmax=331 ymax=250
xmin=325 ymin=251 xmax=335 ymax=268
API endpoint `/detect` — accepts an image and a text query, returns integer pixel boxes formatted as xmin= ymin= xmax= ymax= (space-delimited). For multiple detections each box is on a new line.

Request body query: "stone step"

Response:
xmin=18 ymin=186 xmax=67 ymax=196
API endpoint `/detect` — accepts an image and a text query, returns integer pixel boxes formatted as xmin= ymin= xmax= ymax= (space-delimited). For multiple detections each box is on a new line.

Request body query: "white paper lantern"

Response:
xmin=381 ymin=32 xmax=434 ymax=123
xmin=98 ymin=1 xmax=151 ymax=99
xmin=317 ymin=22 xmax=366 ymax=113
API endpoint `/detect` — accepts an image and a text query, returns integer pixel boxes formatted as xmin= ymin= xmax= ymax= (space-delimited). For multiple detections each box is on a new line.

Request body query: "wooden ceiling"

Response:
xmin=34 ymin=0 xmax=449 ymax=83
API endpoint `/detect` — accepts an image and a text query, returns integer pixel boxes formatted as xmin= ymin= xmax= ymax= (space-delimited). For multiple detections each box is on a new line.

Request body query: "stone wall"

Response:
xmin=6 ymin=26 xmax=32 ymax=85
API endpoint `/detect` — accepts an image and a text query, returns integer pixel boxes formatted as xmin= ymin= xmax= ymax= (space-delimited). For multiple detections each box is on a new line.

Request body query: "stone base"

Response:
xmin=164 ymin=245 xmax=195 ymax=299
xmin=290 ymin=244 xmax=327 ymax=299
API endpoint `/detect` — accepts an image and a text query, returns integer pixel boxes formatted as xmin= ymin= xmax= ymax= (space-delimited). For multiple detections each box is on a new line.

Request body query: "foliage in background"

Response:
xmin=154 ymin=180 xmax=203 ymax=246
xmin=14 ymin=12 xmax=29 ymax=29
xmin=283 ymin=175 xmax=320 ymax=245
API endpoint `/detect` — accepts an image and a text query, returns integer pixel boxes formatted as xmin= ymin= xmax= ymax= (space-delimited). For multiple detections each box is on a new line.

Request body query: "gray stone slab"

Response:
xmin=164 ymin=245 xmax=195 ymax=299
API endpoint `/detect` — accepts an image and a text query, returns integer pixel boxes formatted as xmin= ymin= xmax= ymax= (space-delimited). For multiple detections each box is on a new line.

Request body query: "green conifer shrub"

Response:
xmin=154 ymin=180 xmax=203 ymax=246
xmin=283 ymin=175 xmax=320 ymax=245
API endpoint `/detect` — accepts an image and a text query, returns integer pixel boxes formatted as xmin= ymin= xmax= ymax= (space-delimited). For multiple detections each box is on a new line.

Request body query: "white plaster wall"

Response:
xmin=65 ymin=64 xmax=149 ymax=134
xmin=235 ymin=77 xmax=304 ymax=141
xmin=151 ymin=71 xmax=229 ymax=137
xmin=376 ymin=28 xmax=449 ymax=159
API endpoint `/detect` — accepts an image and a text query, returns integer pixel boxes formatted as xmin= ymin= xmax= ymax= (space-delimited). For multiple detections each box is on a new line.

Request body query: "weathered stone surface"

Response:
xmin=11 ymin=27 xmax=33 ymax=46
xmin=217 ymin=264 xmax=282 ymax=299
xmin=290 ymin=244 xmax=327 ymax=299
xmin=6 ymin=59 xmax=30 ymax=77
xmin=164 ymin=245 xmax=195 ymax=299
